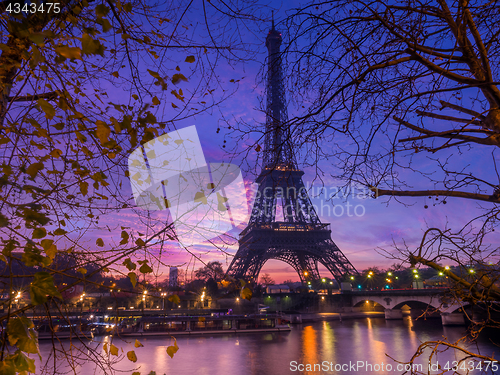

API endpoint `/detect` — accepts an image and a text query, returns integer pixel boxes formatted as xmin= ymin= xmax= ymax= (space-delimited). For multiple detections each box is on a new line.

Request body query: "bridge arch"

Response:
xmin=352 ymin=299 xmax=384 ymax=309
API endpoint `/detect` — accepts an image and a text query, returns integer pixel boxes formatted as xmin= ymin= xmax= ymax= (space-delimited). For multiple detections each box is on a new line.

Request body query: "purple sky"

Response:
xmin=70 ymin=2 xmax=500 ymax=284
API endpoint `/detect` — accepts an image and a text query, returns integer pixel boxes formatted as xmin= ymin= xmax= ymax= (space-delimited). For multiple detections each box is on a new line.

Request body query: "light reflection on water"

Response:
xmin=36 ymin=317 xmax=498 ymax=375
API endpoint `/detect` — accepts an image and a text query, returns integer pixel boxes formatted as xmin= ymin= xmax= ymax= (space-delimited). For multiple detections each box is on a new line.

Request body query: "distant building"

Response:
xmin=169 ymin=267 xmax=178 ymax=288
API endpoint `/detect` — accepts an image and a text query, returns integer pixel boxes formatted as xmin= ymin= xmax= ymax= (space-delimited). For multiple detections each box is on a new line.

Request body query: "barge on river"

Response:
xmin=118 ymin=313 xmax=291 ymax=337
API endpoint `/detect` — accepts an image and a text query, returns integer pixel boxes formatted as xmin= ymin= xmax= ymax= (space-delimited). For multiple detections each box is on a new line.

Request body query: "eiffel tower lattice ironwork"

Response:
xmin=225 ymin=21 xmax=358 ymax=284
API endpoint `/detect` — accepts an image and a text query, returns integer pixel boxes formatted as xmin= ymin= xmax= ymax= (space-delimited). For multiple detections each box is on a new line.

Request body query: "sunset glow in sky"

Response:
xmin=76 ymin=2 xmax=500 ymax=284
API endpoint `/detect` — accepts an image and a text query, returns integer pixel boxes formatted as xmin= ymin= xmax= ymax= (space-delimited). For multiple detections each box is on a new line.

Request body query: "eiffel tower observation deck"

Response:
xmin=225 ymin=20 xmax=358 ymax=284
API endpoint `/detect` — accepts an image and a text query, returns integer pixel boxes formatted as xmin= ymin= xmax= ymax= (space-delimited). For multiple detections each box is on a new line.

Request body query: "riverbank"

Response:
xmin=299 ymin=311 xmax=386 ymax=322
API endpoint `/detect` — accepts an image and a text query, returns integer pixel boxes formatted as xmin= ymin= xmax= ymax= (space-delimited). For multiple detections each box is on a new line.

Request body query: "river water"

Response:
xmin=36 ymin=316 xmax=499 ymax=375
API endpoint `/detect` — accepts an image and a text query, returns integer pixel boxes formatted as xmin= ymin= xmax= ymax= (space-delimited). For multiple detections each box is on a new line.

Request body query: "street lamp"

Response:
xmin=161 ymin=292 xmax=167 ymax=310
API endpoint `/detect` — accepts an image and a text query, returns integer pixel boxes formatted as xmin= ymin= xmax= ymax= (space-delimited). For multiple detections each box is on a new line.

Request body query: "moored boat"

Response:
xmin=118 ymin=313 xmax=291 ymax=337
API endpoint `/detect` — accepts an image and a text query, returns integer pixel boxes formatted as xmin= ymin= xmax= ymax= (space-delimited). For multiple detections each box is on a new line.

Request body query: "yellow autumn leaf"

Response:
xmin=171 ymin=73 xmax=188 ymax=84
xmin=26 ymin=162 xmax=44 ymax=179
xmin=32 ymin=228 xmax=47 ymax=239
xmin=166 ymin=339 xmax=179 ymax=359
xmin=185 ymin=55 xmax=195 ymax=63
xmin=152 ymin=96 xmax=160 ymax=105
xmin=134 ymin=339 xmax=143 ymax=348
xmin=96 ymin=238 xmax=104 ymax=247
xmin=240 ymin=287 xmax=253 ymax=301
xmin=80 ymin=181 xmax=89 ymax=196
xmin=95 ymin=120 xmax=110 ymax=145
xmin=55 ymin=46 xmax=82 ymax=60
xmin=41 ymin=239 xmax=57 ymax=260
xmin=127 ymin=350 xmax=137 ymax=362
xmin=110 ymin=344 xmax=119 ymax=356
xmin=128 ymin=272 xmax=137 ymax=288
xmin=168 ymin=294 xmax=180 ymax=305
xmin=37 ymin=98 xmax=55 ymax=119
xmin=194 ymin=191 xmax=208 ymax=205
xmin=50 ymin=149 xmax=62 ymax=158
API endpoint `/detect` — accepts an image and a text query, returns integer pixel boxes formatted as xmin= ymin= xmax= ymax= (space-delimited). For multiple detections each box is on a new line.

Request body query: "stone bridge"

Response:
xmin=347 ymin=289 xmax=467 ymax=325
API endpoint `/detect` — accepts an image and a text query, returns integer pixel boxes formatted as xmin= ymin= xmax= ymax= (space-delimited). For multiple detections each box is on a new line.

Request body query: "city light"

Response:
xmin=439 ymin=272 xmax=444 ymax=276
xmin=469 ymin=269 xmax=475 ymax=274
xmin=303 ymin=271 xmax=309 ymax=277
xmin=322 ymin=278 xmax=326 ymax=283
xmin=387 ymin=272 xmax=392 ymax=276
xmin=412 ymin=269 xmax=418 ymax=273
xmin=445 ymin=266 xmax=450 ymax=270
xmin=350 ymin=276 xmax=355 ymax=280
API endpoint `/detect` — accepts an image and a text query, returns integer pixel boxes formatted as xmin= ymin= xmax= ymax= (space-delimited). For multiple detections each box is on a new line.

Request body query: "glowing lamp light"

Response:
xmin=303 ymin=271 xmax=309 ymax=277
xmin=445 ymin=266 xmax=450 ymax=270
xmin=412 ymin=269 xmax=418 ymax=273
xmin=350 ymin=276 xmax=355 ymax=280
xmin=387 ymin=272 xmax=392 ymax=276
xmin=469 ymin=269 xmax=475 ymax=274
xmin=439 ymin=272 xmax=444 ymax=276
xmin=322 ymin=278 xmax=326 ymax=283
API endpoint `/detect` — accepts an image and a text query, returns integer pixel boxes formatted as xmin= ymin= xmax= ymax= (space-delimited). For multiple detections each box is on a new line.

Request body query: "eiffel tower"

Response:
xmin=226 ymin=21 xmax=358 ymax=285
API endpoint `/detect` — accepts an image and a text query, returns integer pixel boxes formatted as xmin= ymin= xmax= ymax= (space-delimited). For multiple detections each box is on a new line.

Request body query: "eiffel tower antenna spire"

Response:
xmin=263 ymin=16 xmax=294 ymax=170
xmin=225 ymin=23 xmax=358 ymax=285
